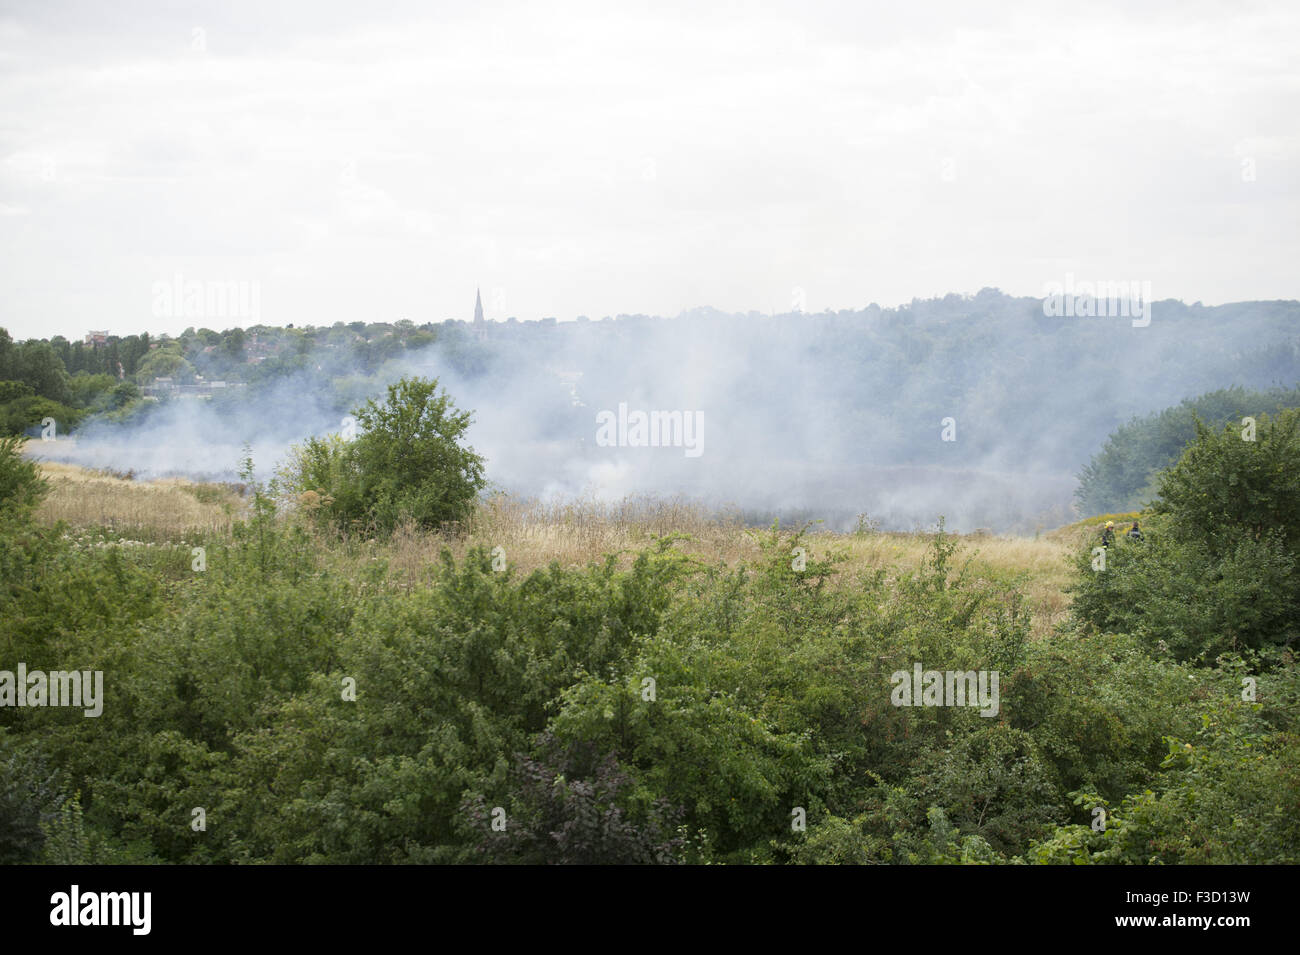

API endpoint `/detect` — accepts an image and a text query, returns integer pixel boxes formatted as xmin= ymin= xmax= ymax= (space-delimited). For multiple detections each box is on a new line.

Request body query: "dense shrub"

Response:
xmin=0 ymin=435 xmax=46 ymax=515
xmin=1072 ymin=410 xmax=1300 ymax=660
xmin=462 ymin=734 xmax=685 ymax=864
xmin=1030 ymin=660 xmax=1300 ymax=864
xmin=0 ymin=733 xmax=63 ymax=863
xmin=1076 ymin=384 xmax=1300 ymax=514
xmin=279 ymin=376 xmax=486 ymax=534
xmin=0 ymin=396 xmax=83 ymax=438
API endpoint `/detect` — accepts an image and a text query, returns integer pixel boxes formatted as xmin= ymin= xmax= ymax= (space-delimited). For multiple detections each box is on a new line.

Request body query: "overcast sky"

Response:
xmin=1 ymin=0 xmax=1297 ymax=341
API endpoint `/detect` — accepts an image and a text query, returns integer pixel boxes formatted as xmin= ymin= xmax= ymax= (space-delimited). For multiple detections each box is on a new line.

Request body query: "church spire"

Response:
xmin=474 ymin=287 xmax=485 ymax=324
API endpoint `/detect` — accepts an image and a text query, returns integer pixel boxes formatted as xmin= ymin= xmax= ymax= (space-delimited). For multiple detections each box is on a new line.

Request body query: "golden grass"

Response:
xmin=332 ymin=493 xmax=1078 ymax=640
xmin=1046 ymin=510 xmax=1144 ymax=551
xmin=34 ymin=464 xmax=1080 ymax=639
xmin=834 ymin=532 xmax=1075 ymax=638
xmin=34 ymin=462 xmax=245 ymax=538
xmin=348 ymin=493 xmax=760 ymax=588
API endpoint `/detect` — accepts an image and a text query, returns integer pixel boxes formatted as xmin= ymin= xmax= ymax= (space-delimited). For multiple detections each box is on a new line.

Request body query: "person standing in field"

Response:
xmin=1127 ymin=521 xmax=1144 ymax=542
xmin=1101 ymin=520 xmax=1116 ymax=548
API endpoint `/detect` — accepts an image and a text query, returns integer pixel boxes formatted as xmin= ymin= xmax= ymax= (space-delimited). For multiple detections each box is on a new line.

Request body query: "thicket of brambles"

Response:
xmin=1 ymin=380 xmax=1297 ymax=865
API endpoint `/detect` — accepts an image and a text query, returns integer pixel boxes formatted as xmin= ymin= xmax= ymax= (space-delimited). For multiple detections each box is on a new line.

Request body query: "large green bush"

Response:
xmin=1030 ymin=659 xmax=1300 ymax=864
xmin=0 ymin=434 xmax=46 ymax=515
xmin=280 ymin=376 xmax=486 ymax=534
xmin=1072 ymin=410 xmax=1300 ymax=661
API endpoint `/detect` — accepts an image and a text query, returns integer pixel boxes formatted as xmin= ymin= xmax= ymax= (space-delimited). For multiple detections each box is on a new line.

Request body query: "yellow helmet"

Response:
xmin=1105 ymin=521 xmax=1114 ymax=528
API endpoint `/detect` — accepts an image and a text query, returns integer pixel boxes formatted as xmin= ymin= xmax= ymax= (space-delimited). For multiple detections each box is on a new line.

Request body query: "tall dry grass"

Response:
xmin=360 ymin=493 xmax=756 ymax=585
xmin=34 ymin=462 xmax=245 ymax=539
xmin=33 ymin=464 xmax=1078 ymax=638
xmin=331 ymin=493 xmax=1077 ymax=639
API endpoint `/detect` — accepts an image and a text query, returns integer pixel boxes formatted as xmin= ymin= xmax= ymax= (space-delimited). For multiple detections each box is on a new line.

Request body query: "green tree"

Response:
xmin=282 ymin=376 xmax=486 ymax=533
xmin=134 ymin=348 xmax=196 ymax=384
xmin=0 ymin=380 xmax=35 ymax=404
xmin=1153 ymin=409 xmax=1300 ymax=549
xmin=0 ymin=435 xmax=47 ymax=514
xmin=1076 ymin=385 xmax=1300 ymax=515
xmin=221 ymin=328 xmax=246 ymax=363
xmin=13 ymin=341 xmax=70 ymax=404
xmin=1071 ymin=409 xmax=1300 ymax=660
xmin=0 ymin=735 xmax=64 ymax=863
xmin=0 ymin=329 xmax=13 ymax=380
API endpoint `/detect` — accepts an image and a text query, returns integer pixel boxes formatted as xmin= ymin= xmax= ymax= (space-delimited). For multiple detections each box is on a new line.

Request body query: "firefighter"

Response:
xmin=1101 ymin=520 xmax=1116 ymax=548
xmin=1127 ymin=520 xmax=1144 ymax=542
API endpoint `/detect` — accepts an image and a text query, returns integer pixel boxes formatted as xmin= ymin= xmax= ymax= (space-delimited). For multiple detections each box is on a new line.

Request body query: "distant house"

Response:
xmin=84 ymin=330 xmax=110 ymax=347
xmin=140 ymin=378 xmax=243 ymax=399
xmin=243 ymin=331 xmax=279 ymax=363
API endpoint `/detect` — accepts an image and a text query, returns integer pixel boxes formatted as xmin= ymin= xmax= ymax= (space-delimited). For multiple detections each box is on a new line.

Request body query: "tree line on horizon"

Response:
xmin=2 ymin=290 xmax=1297 ymax=519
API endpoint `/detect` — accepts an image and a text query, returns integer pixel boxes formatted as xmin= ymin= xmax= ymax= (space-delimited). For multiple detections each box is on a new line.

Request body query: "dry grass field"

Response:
xmin=33 ymin=461 xmax=245 ymax=539
xmin=30 ymin=461 xmax=1095 ymax=639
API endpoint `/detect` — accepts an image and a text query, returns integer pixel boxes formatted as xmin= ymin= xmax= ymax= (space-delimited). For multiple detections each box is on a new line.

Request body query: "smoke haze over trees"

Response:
xmin=8 ymin=289 xmax=1298 ymax=532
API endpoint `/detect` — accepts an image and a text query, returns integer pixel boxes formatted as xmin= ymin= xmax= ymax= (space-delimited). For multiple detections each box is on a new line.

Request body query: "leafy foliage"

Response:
xmin=1030 ymin=662 xmax=1300 ymax=864
xmin=279 ymin=376 xmax=485 ymax=534
xmin=1 ymin=405 xmax=1297 ymax=863
xmin=0 ymin=435 xmax=47 ymax=515
xmin=463 ymin=734 xmax=685 ymax=864
xmin=1076 ymin=385 xmax=1300 ymax=515
xmin=1153 ymin=408 xmax=1300 ymax=549
xmin=1072 ymin=410 xmax=1300 ymax=660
